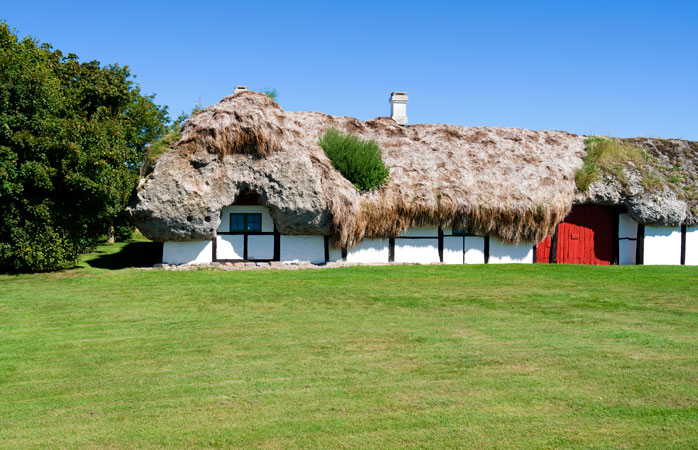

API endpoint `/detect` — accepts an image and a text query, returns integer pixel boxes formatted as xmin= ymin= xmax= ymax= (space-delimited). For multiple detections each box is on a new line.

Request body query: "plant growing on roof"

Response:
xmin=261 ymin=88 xmax=278 ymax=102
xmin=318 ymin=128 xmax=390 ymax=191
xmin=141 ymin=101 xmax=204 ymax=176
xmin=575 ymin=136 xmax=645 ymax=191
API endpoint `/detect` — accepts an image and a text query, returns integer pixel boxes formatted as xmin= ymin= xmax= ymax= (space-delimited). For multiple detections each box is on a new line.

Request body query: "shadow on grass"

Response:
xmin=85 ymin=241 xmax=163 ymax=270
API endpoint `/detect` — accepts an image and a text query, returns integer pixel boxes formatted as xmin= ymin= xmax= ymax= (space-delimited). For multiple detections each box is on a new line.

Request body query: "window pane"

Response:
xmin=230 ymin=214 xmax=245 ymax=232
xmin=245 ymin=214 xmax=261 ymax=231
xmin=453 ymin=227 xmax=473 ymax=236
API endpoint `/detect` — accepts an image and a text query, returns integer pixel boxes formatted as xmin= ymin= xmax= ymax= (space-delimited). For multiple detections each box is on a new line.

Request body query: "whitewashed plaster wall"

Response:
xmin=464 ymin=236 xmax=486 ymax=264
xmin=618 ymin=213 xmax=638 ymax=265
xmin=345 ymin=239 xmax=389 ymax=263
xmin=163 ymin=228 xmax=543 ymax=266
xmin=685 ymin=226 xmax=698 ymax=266
xmin=248 ymin=235 xmax=275 ymax=260
xmin=394 ymin=227 xmax=440 ymax=263
xmin=394 ymin=239 xmax=440 ymax=264
xmin=216 ymin=235 xmax=244 ymax=260
xmin=644 ymin=226 xmax=682 ymax=265
xmin=162 ymin=240 xmax=212 ymax=265
xmin=442 ymin=236 xmax=464 ymax=264
xmin=328 ymin=246 xmax=343 ymax=263
xmin=488 ymin=238 xmax=533 ymax=264
xmin=279 ymin=235 xmax=325 ymax=264
xmin=218 ymin=205 xmax=274 ymax=232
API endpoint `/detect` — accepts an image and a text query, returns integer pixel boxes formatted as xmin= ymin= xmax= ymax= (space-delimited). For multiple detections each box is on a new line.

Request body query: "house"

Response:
xmin=128 ymin=90 xmax=698 ymax=266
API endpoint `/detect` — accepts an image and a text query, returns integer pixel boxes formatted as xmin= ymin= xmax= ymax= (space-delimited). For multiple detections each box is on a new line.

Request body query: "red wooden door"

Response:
xmin=536 ymin=236 xmax=552 ymax=263
xmin=557 ymin=205 xmax=613 ymax=265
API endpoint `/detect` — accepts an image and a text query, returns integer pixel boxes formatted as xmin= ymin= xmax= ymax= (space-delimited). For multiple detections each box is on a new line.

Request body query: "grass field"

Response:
xmin=1 ymin=241 xmax=698 ymax=448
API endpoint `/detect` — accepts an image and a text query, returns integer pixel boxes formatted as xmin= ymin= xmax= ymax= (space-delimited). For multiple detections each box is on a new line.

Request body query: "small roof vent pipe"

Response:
xmin=233 ymin=86 xmax=248 ymax=94
xmin=390 ymin=91 xmax=408 ymax=125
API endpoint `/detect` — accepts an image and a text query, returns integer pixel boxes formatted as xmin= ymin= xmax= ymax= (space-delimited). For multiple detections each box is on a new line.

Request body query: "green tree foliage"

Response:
xmin=0 ymin=23 xmax=168 ymax=272
xmin=318 ymin=128 xmax=389 ymax=191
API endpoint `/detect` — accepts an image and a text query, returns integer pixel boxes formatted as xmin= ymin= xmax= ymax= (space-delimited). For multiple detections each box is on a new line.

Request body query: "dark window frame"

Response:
xmin=452 ymin=227 xmax=480 ymax=236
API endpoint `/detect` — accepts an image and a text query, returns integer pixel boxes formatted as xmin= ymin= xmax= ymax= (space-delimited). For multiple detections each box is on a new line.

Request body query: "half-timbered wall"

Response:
xmin=464 ymin=236 xmax=486 ymax=264
xmin=162 ymin=240 xmax=213 ymax=265
xmin=489 ymin=238 xmax=534 ymax=264
xmin=618 ymin=213 xmax=638 ymax=265
xmin=644 ymin=226 xmax=682 ymax=265
xmin=161 ymin=212 xmax=539 ymax=266
xmin=345 ymin=239 xmax=389 ymax=263
xmin=394 ymin=227 xmax=440 ymax=263
xmin=279 ymin=235 xmax=325 ymax=264
xmin=685 ymin=226 xmax=698 ymax=266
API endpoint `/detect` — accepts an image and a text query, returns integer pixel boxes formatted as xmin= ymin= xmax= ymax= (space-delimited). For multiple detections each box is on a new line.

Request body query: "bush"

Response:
xmin=318 ymin=128 xmax=389 ymax=191
xmin=262 ymin=88 xmax=278 ymax=102
xmin=141 ymin=129 xmax=181 ymax=176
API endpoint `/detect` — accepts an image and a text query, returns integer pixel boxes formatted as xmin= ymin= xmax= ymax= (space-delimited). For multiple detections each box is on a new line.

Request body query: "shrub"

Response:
xmin=141 ymin=129 xmax=181 ymax=176
xmin=262 ymin=88 xmax=278 ymax=102
xmin=575 ymin=163 xmax=599 ymax=192
xmin=141 ymin=102 xmax=203 ymax=176
xmin=318 ymin=128 xmax=389 ymax=191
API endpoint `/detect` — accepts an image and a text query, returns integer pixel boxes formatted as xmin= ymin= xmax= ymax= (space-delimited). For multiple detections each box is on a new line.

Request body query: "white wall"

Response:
xmin=328 ymin=245 xmax=343 ymax=263
xmin=618 ymin=213 xmax=638 ymax=239
xmin=163 ymin=241 xmax=212 ymax=265
xmin=618 ymin=213 xmax=638 ymax=265
xmin=464 ymin=236 xmax=486 ymax=264
xmin=488 ymin=238 xmax=533 ymax=264
xmin=644 ymin=226 xmax=682 ymax=265
xmin=216 ymin=235 xmax=244 ymax=260
xmin=619 ymin=240 xmax=637 ymax=266
xmin=248 ymin=235 xmax=274 ymax=260
xmin=218 ymin=205 xmax=274 ymax=232
xmin=346 ymin=239 xmax=389 ymax=263
xmin=280 ymin=235 xmax=325 ymax=264
xmin=443 ymin=236 xmax=463 ymax=264
xmin=685 ymin=226 xmax=698 ymax=266
xmin=394 ymin=239 xmax=440 ymax=264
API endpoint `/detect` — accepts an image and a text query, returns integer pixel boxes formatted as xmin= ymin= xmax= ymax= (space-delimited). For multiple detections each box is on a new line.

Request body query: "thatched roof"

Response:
xmin=129 ymin=91 xmax=696 ymax=246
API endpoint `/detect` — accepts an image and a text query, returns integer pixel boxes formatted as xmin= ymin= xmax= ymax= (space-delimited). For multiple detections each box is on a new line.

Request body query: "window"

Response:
xmin=452 ymin=227 xmax=476 ymax=236
xmin=452 ymin=227 xmax=467 ymax=236
xmin=230 ymin=213 xmax=262 ymax=232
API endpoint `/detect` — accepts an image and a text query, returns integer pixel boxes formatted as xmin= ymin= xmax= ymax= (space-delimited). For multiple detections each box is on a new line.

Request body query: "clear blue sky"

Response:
xmin=3 ymin=1 xmax=698 ymax=139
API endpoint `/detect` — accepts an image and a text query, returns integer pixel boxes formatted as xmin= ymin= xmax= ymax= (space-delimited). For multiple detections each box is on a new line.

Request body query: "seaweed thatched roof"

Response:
xmin=129 ymin=91 xmax=697 ymax=247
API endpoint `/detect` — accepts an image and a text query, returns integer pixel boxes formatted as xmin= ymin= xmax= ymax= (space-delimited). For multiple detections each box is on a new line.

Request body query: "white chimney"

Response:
xmin=390 ymin=91 xmax=408 ymax=125
xmin=233 ymin=85 xmax=248 ymax=94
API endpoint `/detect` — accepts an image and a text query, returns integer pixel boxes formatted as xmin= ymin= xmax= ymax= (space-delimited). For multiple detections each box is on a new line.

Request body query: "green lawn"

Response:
xmin=1 ymin=242 xmax=697 ymax=448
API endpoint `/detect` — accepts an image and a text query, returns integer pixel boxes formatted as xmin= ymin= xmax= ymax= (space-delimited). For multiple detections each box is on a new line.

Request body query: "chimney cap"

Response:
xmin=390 ymin=91 xmax=408 ymax=103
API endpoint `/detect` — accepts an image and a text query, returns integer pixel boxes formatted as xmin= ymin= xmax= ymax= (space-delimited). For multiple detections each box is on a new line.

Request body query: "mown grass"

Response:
xmin=1 ymin=243 xmax=697 ymax=448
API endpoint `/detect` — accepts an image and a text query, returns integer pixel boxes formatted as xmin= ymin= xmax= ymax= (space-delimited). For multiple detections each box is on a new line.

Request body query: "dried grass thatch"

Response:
xmin=156 ymin=91 xmax=587 ymax=246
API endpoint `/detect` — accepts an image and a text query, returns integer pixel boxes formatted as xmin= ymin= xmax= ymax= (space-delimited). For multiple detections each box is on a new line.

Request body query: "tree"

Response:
xmin=0 ymin=23 xmax=168 ymax=272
